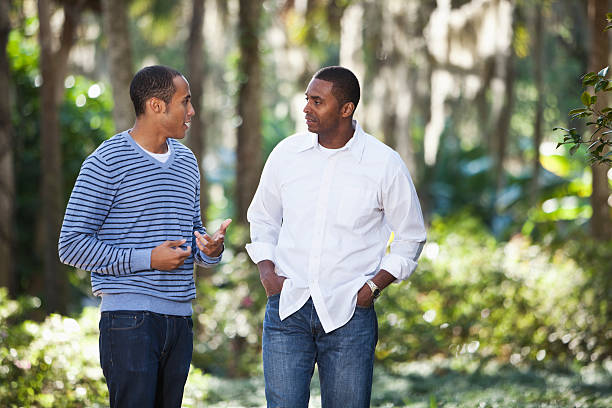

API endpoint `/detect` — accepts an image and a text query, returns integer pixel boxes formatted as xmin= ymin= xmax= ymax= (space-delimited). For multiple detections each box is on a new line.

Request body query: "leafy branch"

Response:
xmin=555 ymin=13 xmax=612 ymax=165
xmin=555 ymin=66 xmax=612 ymax=164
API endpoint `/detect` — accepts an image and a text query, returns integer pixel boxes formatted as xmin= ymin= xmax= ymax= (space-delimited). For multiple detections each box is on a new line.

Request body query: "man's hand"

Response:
xmin=151 ymin=239 xmax=191 ymax=271
xmin=258 ymin=260 xmax=285 ymax=297
xmin=356 ymin=284 xmax=374 ymax=307
xmin=194 ymin=218 xmax=232 ymax=258
xmin=356 ymin=270 xmax=396 ymax=307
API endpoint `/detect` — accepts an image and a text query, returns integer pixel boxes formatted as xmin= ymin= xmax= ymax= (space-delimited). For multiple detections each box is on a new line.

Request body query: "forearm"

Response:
xmin=257 ymin=259 xmax=276 ymax=283
xmin=194 ymin=247 xmax=222 ymax=267
xmin=58 ymin=231 xmax=150 ymax=275
xmin=370 ymin=269 xmax=397 ymax=291
xmin=257 ymin=260 xmax=285 ymax=296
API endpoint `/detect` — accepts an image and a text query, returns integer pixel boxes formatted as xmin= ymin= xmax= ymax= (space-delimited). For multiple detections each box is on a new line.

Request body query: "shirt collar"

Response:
xmin=295 ymin=120 xmax=366 ymax=162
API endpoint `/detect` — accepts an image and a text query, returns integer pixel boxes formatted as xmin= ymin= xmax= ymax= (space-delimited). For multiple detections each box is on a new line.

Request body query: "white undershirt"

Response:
xmin=143 ymin=141 xmax=171 ymax=163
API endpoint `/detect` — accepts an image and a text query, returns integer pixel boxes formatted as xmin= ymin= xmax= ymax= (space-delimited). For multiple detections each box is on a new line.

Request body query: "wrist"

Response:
xmin=366 ymin=279 xmax=382 ymax=299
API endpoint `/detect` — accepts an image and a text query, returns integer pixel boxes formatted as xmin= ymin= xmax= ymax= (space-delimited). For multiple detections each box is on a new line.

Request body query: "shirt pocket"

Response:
xmin=335 ymin=186 xmax=380 ymax=230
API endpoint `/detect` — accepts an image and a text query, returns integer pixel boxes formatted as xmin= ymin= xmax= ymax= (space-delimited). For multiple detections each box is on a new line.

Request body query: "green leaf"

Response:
xmin=597 ymin=66 xmax=609 ymax=77
xmin=553 ymin=127 xmax=570 ymax=131
xmin=606 ymin=12 xmax=612 ymax=20
xmin=601 ymin=107 xmax=612 ymax=113
xmin=591 ymin=95 xmax=598 ymax=105
xmin=583 ymin=72 xmax=597 ymax=80
xmin=568 ymin=108 xmax=587 ymax=115
xmin=595 ymin=80 xmax=609 ymax=93
xmin=581 ymin=91 xmax=592 ymax=106
xmin=583 ymin=77 xmax=598 ymax=86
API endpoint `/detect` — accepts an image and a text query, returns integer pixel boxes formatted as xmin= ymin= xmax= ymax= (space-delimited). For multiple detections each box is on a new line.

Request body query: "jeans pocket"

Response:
xmin=109 ymin=311 xmax=146 ymax=331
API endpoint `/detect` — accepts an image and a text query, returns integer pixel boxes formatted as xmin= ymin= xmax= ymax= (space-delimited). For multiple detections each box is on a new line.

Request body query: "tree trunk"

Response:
xmin=38 ymin=0 xmax=81 ymax=313
xmin=187 ymin=0 xmax=207 ymax=225
xmin=236 ymin=0 xmax=262 ymax=224
xmin=588 ymin=0 xmax=612 ymax=240
xmin=531 ymin=4 xmax=544 ymax=202
xmin=0 ymin=0 xmax=15 ymax=295
xmin=101 ymin=0 xmax=134 ymax=132
xmin=494 ymin=48 xmax=516 ymax=194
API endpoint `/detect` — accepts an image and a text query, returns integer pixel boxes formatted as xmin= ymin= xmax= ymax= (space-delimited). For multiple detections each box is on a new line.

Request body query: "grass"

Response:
xmin=182 ymin=358 xmax=612 ymax=407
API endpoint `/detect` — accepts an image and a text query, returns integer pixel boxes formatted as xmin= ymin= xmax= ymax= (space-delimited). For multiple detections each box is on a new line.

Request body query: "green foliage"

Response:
xmin=0 ymin=288 xmax=107 ymax=407
xmin=555 ymin=66 xmax=612 ymax=164
xmin=0 ymin=288 xmax=214 ymax=407
xmin=191 ymin=224 xmax=266 ymax=377
xmin=375 ymin=213 xmax=611 ymax=368
xmin=7 ymin=26 xmax=112 ymax=301
xmin=186 ymin=215 xmax=611 ymax=378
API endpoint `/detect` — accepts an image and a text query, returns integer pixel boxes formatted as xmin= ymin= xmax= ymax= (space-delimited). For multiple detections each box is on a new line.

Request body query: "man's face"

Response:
xmin=303 ymin=78 xmax=342 ymax=135
xmin=160 ymin=75 xmax=195 ymax=139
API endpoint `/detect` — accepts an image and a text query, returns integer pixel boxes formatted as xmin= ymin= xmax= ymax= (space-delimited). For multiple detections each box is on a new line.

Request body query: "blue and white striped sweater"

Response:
xmin=59 ymin=131 xmax=219 ymax=304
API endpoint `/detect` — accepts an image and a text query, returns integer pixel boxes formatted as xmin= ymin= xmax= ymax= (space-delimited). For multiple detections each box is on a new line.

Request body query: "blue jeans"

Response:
xmin=263 ymin=295 xmax=378 ymax=408
xmin=99 ymin=311 xmax=193 ymax=408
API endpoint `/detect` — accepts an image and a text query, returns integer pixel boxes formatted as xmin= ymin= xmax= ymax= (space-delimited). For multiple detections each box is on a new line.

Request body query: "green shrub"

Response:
xmin=0 ymin=289 xmax=107 ymax=407
xmin=376 ymin=213 xmax=612 ymax=368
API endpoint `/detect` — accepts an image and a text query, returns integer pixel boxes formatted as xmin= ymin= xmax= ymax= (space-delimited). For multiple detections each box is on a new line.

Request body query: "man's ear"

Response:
xmin=148 ymin=97 xmax=166 ymax=114
xmin=340 ymin=102 xmax=355 ymax=118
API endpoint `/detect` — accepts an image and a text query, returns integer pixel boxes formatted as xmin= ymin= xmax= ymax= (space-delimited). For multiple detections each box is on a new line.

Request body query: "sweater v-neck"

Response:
xmin=124 ymin=130 xmax=176 ymax=170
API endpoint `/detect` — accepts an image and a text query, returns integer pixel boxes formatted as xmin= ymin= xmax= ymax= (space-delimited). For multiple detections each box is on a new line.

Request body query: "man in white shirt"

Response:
xmin=246 ymin=66 xmax=426 ymax=408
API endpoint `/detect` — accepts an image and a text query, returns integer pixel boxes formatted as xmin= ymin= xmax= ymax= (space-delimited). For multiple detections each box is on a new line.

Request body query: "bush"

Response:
xmin=0 ymin=289 xmax=107 ymax=407
xmin=187 ymin=214 xmax=611 ymax=377
xmin=376 ymin=213 xmax=612 ymax=368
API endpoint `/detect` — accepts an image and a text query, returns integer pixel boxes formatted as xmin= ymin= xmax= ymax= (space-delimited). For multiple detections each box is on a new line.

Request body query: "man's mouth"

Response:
xmin=184 ymin=121 xmax=191 ymax=129
xmin=305 ymin=116 xmax=316 ymax=124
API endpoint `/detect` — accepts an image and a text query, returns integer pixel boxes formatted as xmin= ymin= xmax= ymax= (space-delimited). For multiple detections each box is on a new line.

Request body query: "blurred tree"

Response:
xmin=494 ymin=16 xmax=516 ymax=193
xmin=0 ymin=0 xmax=15 ymax=295
xmin=37 ymin=0 xmax=84 ymax=313
xmin=101 ymin=0 xmax=134 ymax=132
xmin=360 ymin=0 xmax=434 ymax=180
xmin=236 ymin=0 xmax=263 ymax=224
xmin=186 ymin=0 xmax=208 ymax=225
xmin=530 ymin=1 xmax=545 ymax=202
xmin=587 ymin=0 xmax=611 ymax=240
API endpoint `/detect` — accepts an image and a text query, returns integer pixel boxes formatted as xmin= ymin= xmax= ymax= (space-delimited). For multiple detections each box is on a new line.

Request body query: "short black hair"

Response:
xmin=313 ymin=66 xmax=360 ymax=111
xmin=130 ymin=65 xmax=182 ymax=116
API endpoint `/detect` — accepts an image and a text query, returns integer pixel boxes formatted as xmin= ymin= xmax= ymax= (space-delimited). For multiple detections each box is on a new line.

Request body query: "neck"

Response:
xmin=129 ymin=120 xmax=169 ymax=154
xmin=318 ymin=119 xmax=355 ymax=149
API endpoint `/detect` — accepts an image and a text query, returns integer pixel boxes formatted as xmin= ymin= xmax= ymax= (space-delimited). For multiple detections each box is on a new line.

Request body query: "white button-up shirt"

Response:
xmin=246 ymin=121 xmax=426 ymax=332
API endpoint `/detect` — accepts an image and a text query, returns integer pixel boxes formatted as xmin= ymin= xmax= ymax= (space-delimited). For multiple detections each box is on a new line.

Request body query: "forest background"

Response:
xmin=0 ymin=0 xmax=611 ymax=407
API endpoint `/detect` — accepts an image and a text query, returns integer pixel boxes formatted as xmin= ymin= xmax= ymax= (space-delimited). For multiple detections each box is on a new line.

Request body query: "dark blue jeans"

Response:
xmin=99 ymin=311 xmax=193 ymax=408
xmin=263 ymin=295 xmax=378 ymax=408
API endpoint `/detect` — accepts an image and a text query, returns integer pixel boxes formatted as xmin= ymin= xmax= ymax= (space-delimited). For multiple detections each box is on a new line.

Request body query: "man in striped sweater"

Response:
xmin=58 ymin=65 xmax=230 ymax=408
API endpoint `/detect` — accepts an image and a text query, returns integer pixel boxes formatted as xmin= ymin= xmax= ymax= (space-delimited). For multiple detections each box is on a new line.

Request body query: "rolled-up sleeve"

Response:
xmin=379 ymin=153 xmax=426 ymax=281
xmin=246 ymin=149 xmax=283 ymax=264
